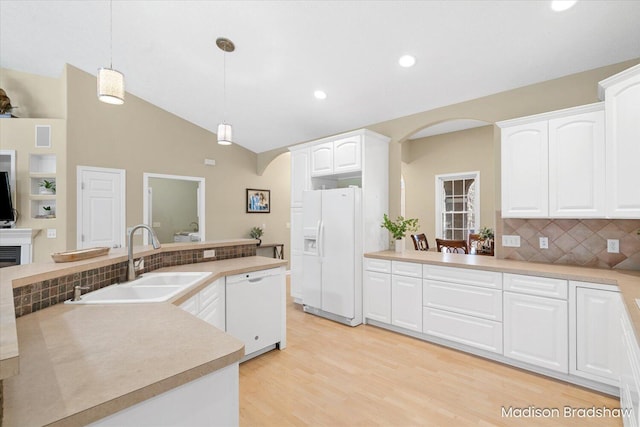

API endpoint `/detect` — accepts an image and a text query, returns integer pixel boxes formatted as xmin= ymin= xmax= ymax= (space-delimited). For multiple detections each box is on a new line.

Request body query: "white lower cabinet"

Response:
xmin=364 ymin=259 xmax=423 ymax=332
xmin=620 ymin=308 xmax=640 ymax=427
xmin=179 ymin=278 xmax=225 ymax=331
xmin=363 ymin=270 xmax=391 ymax=324
xmin=570 ymin=281 xmax=623 ymax=387
xmin=91 ymin=363 xmax=239 ymax=427
xmin=363 ymin=257 xmax=629 ymax=394
xmin=503 ymin=291 xmax=568 ymax=373
xmin=391 ymin=275 xmax=422 ymax=332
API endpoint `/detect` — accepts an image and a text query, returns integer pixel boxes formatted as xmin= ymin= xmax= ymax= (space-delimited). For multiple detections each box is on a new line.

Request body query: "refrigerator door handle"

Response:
xmin=319 ymin=220 xmax=325 ymax=258
xmin=315 ymin=220 xmax=321 ymax=255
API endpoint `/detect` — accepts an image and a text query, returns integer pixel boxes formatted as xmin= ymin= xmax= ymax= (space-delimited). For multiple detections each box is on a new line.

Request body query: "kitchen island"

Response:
xmin=0 ymin=241 xmax=286 ymax=426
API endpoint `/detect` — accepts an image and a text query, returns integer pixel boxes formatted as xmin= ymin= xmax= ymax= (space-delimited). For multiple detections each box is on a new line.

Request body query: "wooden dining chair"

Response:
xmin=410 ymin=233 xmax=429 ymax=251
xmin=435 ymin=238 xmax=469 ymax=254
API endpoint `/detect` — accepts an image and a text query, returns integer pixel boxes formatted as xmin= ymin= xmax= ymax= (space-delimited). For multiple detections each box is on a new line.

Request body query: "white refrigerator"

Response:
xmin=302 ymin=188 xmax=362 ymax=325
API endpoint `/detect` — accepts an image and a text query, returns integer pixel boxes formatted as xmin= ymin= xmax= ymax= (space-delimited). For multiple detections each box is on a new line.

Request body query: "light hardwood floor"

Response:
xmin=239 ymin=282 xmax=623 ymax=427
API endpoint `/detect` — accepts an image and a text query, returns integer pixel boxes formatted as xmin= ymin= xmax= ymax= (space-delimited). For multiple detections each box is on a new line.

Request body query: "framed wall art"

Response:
xmin=246 ymin=188 xmax=270 ymax=213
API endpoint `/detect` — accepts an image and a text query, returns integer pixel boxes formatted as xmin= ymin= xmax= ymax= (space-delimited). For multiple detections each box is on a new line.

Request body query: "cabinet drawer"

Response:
xmin=392 ymin=261 xmax=422 ymax=278
xmin=200 ymin=279 xmax=223 ymax=308
xmin=364 ymin=258 xmax=391 ymax=273
xmin=504 ymin=273 xmax=567 ymax=299
xmin=423 ymin=307 xmax=503 ymax=354
xmin=423 ymin=280 xmax=502 ymax=321
xmin=423 ymin=265 xmax=502 ymax=289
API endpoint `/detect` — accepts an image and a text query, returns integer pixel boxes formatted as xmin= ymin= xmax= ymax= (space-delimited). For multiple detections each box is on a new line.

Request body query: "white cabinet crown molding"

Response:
xmin=496 ymin=102 xmax=604 ymax=129
xmin=288 ymin=128 xmax=390 ymax=151
xmin=598 ymin=62 xmax=640 ymax=100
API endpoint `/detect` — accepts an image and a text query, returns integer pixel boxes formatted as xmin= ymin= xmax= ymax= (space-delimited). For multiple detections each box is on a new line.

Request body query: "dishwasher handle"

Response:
xmin=226 ymin=267 xmax=282 ymax=284
xmin=248 ymin=277 xmax=264 ymax=283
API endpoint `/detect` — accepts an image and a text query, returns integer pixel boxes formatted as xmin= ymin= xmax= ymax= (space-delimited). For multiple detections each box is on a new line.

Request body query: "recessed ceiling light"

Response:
xmin=314 ymin=90 xmax=327 ymax=100
xmin=398 ymin=55 xmax=416 ymax=68
xmin=551 ymin=0 xmax=578 ymax=12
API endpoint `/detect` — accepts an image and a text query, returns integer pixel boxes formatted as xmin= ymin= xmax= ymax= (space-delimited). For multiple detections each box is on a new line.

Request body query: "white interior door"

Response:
xmin=77 ymin=166 xmax=126 ymax=249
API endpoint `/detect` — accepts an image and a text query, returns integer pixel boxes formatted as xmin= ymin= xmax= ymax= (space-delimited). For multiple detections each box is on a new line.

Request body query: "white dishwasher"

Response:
xmin=226 ymin=267 xmax=284 ymax=361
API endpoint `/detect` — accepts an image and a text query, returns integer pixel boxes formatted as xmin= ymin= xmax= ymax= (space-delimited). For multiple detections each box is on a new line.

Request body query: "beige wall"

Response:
xmin=403 ymin=125 xmax=494 ymax=247
xmin=0 ymin=68 xmax=66 ymax=119
xmin=64 ymin=65 xmax=291 ymax=261
xmin=0 ymin=118 xmax=68 ymax=262
xmin=1 ymin=65 xmax=291 ymax=264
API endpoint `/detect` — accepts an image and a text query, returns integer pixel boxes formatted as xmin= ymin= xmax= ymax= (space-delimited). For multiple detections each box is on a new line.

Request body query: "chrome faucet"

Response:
xmin=73 ymin=285 xmax=90 ymax=301
xmin=127 ymin=224 xmax=161 ymax=281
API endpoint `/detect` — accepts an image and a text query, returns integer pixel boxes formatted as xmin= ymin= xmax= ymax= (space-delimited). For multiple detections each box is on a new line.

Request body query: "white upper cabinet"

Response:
xmin=310 ymin=142 xmax=335 ymax=176
xmin=290 ymin=147 xmax=310 ymax=208
xmin=599 ymin=64 xmax=640 ymax=218
xmin=498 ymin=103 xmax=605 ymax=218
xmin=310 ymin=136 xmax=362 ymax=177
xmin=333 ymin=135 xmax=362 ymax=174
xmin=548 ymin=110 xmax=605 ymax=217
xmin=500 ymin=63 xmax=640 ymax=219
xmin=500 ymin=121 xmax=549 ymax=217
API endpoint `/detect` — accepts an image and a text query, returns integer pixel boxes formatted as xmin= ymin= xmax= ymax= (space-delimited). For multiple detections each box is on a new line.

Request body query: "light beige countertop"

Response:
xmin=0 ymin=238 xmax=259 ymax=379
xmin=365 ymin=250 xmax=640 ymax=347
xmin=1 ymin=254 xmax=286 ymax=427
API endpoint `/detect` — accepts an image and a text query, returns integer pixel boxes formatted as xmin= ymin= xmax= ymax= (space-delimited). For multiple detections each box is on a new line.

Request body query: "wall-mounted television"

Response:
xmin=0 ymin=171 xmax=16 ymax=227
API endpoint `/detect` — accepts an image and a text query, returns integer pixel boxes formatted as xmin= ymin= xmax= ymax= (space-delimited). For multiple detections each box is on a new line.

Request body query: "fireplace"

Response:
xmin=0 ymin=246 xmax=21 ymax=268
xmin=0 ymin=228 xmax=40 ymax=265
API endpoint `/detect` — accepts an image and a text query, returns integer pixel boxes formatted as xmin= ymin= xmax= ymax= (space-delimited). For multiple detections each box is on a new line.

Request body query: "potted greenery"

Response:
xmin=381 ymin=214 xmax=419 ymax=253
xmin=42 ymin=205 xmax=55 ymax=218
xmin=249 ymin=226 xmax=264 ymax=246
xmin=478 ymin=226 xmax=495 ymax=251
xmin=39 ymin=179 xmax=56 ymax=195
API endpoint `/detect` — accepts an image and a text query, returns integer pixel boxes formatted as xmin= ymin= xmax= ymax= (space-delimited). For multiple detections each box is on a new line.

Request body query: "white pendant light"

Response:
xmin=216 ymin=37 xmax=235 ymax=145
xmin=217 ymin=123 xmax=233 ymax=145
xmin=97 ymin=0 xmax=124 ymax=105
xmin=97 ymin=68 xmax=124 ymax=104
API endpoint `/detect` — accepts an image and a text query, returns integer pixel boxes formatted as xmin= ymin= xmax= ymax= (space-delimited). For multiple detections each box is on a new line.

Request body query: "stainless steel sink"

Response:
xmin=65 ymin=272 xmax=212 ymax=304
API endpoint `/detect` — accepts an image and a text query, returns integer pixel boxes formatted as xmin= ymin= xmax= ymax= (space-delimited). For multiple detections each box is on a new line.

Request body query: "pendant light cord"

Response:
xmin=223 ymin=47 xmax=227 ymax=123
xmin=109 ymin=0 xmax=113 ymax=69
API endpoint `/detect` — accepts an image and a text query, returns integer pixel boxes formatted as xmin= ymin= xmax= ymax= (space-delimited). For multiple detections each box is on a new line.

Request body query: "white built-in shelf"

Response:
xmin=29 ymin=154 xmax=56 ymax=174
xmin=28 ymin=154 xmax=57 ymax=219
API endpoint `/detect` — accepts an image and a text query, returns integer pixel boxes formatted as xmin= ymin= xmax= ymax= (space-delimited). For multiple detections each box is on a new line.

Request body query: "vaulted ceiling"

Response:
xmin=1 ymin=1 xmax=639 ymax=153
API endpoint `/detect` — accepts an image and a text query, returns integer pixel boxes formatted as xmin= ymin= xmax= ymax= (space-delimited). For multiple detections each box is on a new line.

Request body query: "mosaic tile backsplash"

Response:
xmin=12 ymin=244 xmax=257 ymax=317
xmin=497 ymin=216 xmax=640 ymax=271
